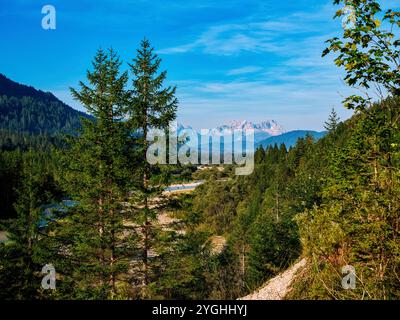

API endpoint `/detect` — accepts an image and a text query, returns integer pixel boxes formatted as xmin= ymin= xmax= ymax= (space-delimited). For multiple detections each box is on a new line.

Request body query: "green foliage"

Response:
xmin=128 ymin=39 xmax=178 ymax=131
xmin=0 ymin=149 xmax=62 ymax=219
xmin=190 ymin=141 xmax=323 ymax=297
xmin=151 ymin=225 xmax=213 ymax=299
xmin=0 ymin=79 xmax=88 ymax=135
xmin=0 ymin=129 xmax=64 ymax=152
xmin=192 ymin=180 xmax=242 ymax=235
xmin=292 ymin=98 xmax=400 ymax=300
xmin=290 ymin=0 xmax=400 ymax=300
xmin=41 ymin=48 xmax=137 ymax=299
xmin=124 ymin=39 xmax=179 ymax=298
xmin=0 ymin=151 xmax=62 ymax=299
xmin=323 ymin=0 xmax=400 ymax=110
xmin=324 ymin=108 xmax=341 ymax=132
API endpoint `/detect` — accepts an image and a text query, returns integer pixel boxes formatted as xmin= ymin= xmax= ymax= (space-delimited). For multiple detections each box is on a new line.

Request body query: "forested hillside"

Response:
xmin=0 ymin=74 xmax=88 ymax=135
xmin=0 ymin=75 xmax=83 ymax=219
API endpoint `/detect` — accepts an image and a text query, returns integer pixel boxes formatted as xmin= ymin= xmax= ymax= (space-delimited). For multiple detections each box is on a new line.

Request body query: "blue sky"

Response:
xmin=1 ymin=0 xmax=397 ymax=130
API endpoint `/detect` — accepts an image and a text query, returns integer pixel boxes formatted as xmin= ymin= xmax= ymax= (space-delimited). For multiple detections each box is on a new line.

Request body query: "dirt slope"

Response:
xmin=239 ymin=258 xmax=307 ymax=300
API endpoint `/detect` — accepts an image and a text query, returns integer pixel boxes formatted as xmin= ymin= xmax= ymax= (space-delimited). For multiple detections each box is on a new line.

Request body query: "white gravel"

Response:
xmin=239 ymin=258 xmax=307 ymax=300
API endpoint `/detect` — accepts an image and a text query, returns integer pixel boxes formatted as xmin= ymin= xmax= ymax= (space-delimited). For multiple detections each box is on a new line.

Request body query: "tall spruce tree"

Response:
xmin=126 ymin=39 xmax=178 ymax=298
xmin=45 ymin=49 xmax=138 ymax=299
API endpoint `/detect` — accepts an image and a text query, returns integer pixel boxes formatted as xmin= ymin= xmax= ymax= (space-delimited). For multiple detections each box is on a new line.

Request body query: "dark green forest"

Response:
xmin=0 ymin=73 xmax=88 ymax=135
xmin=0 ymin=0 xmax=399 ymax=300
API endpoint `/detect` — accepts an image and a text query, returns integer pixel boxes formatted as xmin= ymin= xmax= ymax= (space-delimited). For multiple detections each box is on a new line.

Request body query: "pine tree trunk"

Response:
xmin=110 ymin=208 xmax=116 ymax=299
xmin=98 ymin=197 xmax=105 ymax=288
xmin=141 ymin=95 xmax=150 ymax=298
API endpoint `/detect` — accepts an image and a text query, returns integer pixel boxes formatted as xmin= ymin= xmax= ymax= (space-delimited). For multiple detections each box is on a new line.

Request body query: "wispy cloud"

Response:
xmin=226 ymin=66 xmax=263 ymax=76
xmin=158 ymin=21 xmax=300 ymax=55
xmin=159 ymin=2 xmax=338 ymax=56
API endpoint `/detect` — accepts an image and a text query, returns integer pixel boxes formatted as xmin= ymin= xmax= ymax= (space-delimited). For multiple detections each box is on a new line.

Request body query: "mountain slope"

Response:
xmin=256 ymin=130 xmax=327 ymax=148
xmin=0 ymin=74 xmax=89 ymax=135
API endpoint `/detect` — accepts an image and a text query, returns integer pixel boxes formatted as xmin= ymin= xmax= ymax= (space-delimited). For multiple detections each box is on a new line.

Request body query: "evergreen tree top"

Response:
xmin=324 ymin=107 xmax=341 ymax=132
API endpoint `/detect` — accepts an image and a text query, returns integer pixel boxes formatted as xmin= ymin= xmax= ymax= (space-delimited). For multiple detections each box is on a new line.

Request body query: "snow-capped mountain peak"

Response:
xmin=176 ymin=120 xmax=285 ymax=143
xmin=216 ymin=120 xmax=285 ymax=137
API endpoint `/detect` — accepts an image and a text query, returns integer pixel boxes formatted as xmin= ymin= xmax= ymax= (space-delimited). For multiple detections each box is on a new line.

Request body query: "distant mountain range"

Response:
xmin=0 ymin=73 xmax=88 ymax=135
xmin=0 ymin=73 xmax=326 ymax=148
xmin=214 ymin=120 xmax=285 ymax=143
xmin=177 ymin=121 xmax=325 ymax=149
xmin=178 ymin=120 xmax=285 ymax=144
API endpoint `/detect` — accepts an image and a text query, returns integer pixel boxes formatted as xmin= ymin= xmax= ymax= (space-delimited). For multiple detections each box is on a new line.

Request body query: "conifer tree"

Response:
xmin=46 ymin=49 xmax=137 ymax=299
xmin=254 ymin=147 xmax=266 ymax=163
xmin=324 ymin=108 xmax=340 ymax=132
xmin=126 ymin=39 xmax=178 ymax=297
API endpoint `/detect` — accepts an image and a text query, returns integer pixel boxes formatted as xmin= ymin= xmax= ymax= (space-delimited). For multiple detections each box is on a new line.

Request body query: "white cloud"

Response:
xmin=226 ymin=66 xmax=263 ymax=76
